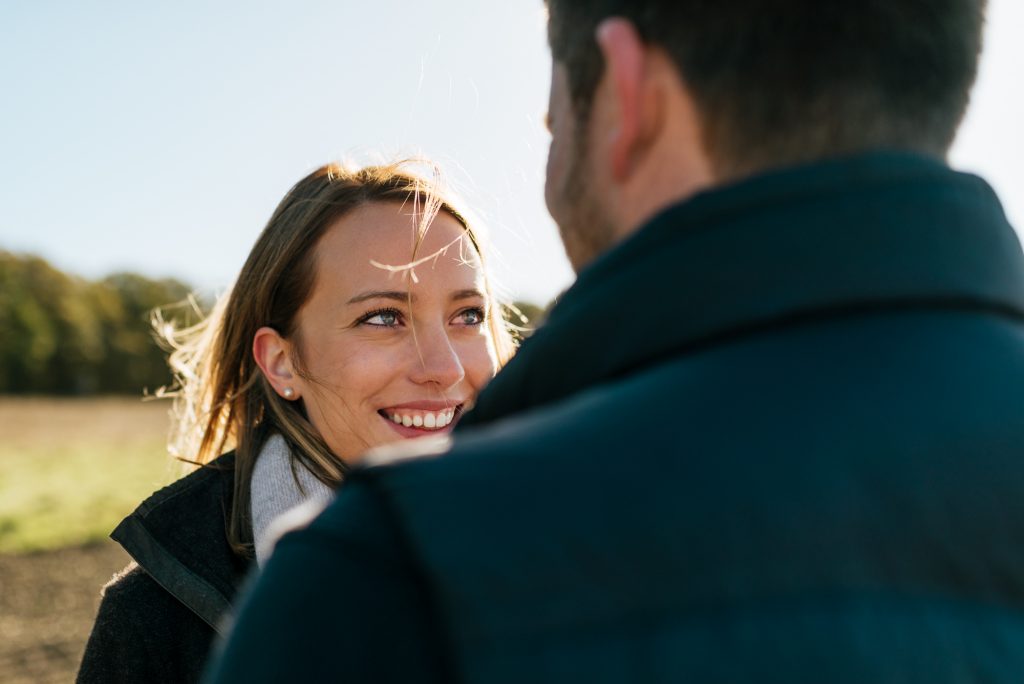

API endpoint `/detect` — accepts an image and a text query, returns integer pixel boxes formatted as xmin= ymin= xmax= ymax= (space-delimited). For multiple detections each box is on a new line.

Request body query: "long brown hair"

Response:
xmin=155 ymin=160 xmax=514 ymax=556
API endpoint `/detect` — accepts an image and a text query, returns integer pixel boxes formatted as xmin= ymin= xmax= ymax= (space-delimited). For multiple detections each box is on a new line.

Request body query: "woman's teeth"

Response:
xmin=386 ymin=408 xmax=456 ymax=430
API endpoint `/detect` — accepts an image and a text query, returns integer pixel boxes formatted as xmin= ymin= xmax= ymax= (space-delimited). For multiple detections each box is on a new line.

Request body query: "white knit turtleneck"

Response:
xmin=249 ymin=434 xmax=335 ymax=565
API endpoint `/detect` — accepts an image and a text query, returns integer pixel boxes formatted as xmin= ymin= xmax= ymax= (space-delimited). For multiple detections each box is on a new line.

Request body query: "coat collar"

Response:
xmin=461 ymin=152 xmax=1024 ymax=428
xmin=111 ymin=452 xmax=250 ymax=634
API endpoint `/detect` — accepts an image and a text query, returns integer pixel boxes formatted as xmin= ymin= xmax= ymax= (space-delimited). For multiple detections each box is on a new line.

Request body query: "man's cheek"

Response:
xmin=544 ymin=142 xmax=562 ymax=214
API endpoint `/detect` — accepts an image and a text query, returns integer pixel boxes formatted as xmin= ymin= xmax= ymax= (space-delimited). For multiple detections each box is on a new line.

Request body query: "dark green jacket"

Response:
xmin=209 ymin=152 xmax=1024 ymax=683
xmin=79 ymin=453 xmax=250 ymax=684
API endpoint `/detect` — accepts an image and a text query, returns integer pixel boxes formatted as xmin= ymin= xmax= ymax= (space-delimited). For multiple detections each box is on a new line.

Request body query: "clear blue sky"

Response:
xmin=2 ymin=1 xmax=1022 ymax=306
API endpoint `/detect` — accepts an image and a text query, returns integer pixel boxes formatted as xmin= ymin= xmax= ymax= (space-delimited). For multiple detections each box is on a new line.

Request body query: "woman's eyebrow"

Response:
xmin=347 ymin=290 xmax=410 ymax=305
xmin=347 ymin=289 xmax=485 ymax=305
xmin=451 ymin=289 xmax=486 ymax=302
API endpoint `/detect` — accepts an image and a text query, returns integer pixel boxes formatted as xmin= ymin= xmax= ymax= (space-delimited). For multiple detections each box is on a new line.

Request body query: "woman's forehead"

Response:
xmin=315 ymin=202 xmax=485 ymax=294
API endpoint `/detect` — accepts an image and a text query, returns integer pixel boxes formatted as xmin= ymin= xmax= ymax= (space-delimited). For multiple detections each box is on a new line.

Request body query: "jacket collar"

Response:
xmin=461 ymin=152 xmax=1024 ymax=428
xmin=111 ymin=452 xmax=250 ymax=634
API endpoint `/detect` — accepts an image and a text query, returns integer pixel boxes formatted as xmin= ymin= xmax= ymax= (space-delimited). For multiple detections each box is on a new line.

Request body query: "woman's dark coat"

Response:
xmin=77 ymin=453 xmax=250 ymax=683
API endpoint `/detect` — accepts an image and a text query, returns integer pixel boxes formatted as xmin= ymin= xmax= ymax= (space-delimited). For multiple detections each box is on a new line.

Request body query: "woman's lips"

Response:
xmin=378 ymin=403 xmax=464 ymax=436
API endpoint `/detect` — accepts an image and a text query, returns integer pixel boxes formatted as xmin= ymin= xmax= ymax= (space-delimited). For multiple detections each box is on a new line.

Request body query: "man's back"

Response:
xmin=209 ymin=154 xmax=1024 ymax=682
xmin=384 ymin=314 xmax=1024 ymax=681
xmin=375 ymin=158 xmax=1024 ymax=682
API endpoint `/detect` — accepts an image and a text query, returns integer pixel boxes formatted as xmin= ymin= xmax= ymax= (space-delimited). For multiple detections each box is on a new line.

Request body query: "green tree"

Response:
xmin=0 ymin=251 xmax=194 ymax=395
xmin=0 ymin=252 xmax=93 ymax=393
xmin=92 ymin=273 xmax=192 ymax=394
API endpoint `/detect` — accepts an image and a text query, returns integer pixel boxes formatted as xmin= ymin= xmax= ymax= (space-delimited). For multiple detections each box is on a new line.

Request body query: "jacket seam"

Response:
xmin=113 ymin=518 xmax=233 ymax=634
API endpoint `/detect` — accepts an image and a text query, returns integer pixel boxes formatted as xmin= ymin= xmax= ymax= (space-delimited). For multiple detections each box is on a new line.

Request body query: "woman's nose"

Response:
xmin=409 ymin=326 xmax=466 ymax=390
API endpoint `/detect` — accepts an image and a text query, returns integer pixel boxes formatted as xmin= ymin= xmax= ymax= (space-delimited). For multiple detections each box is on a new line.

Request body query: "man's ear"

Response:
xmin=596 ymin=18 xmax=655 ymax=182
xmin=253 ymin=326 xmax=301 ymax=400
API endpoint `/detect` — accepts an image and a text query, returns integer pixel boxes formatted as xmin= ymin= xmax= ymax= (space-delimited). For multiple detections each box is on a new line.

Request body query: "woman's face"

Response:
xmin=287 ymin=201 xmax=498 ymax=462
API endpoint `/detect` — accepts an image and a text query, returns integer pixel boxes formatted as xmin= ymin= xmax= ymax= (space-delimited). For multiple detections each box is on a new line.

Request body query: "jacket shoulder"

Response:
xmin=110 ymin=450 xmax=248 ymax=634
xmin=130 ymin=451 xmax=236 ymax=519
xmin=78 ymin=563 xmax=215 ymax=684
xmin=95 ymin=562 xmax=212 ymax=627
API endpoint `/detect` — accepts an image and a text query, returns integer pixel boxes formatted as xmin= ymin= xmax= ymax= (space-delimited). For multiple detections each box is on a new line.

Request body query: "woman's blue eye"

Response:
xmin=458 ymin=308 xmax=485 ymax=326
xmin=362 ymin=309 xmax=401 ymax=327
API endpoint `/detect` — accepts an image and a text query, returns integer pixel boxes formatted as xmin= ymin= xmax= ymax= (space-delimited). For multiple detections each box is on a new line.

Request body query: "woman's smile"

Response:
xmin=378 ymin=400 xmax=466 ymax=436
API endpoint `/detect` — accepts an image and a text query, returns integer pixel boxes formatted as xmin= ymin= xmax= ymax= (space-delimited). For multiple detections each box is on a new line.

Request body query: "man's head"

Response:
xmin=544 ymin=0 xmax=988 ymax=271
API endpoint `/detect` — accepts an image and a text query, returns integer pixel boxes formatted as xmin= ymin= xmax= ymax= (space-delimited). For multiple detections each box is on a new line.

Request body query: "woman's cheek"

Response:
xmin=462 ymin=338 xmax=499 ymax=388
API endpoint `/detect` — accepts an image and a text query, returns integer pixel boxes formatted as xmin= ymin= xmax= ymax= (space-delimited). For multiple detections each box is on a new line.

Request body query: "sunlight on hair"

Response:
xmin=150 ymin=290 xmax=235 ymax=471
xmin=369 ymin=231 xmax=469 ymax=284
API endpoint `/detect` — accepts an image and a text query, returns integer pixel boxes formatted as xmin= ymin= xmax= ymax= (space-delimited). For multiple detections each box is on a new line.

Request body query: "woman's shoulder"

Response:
xmin=96 ymin=563 xmax=222 ymax=633
xmin=110 ymin=449 xmax=239 ymax=574
xmin=96 ymin=562 xmax=193 ymax=617
xmin=130 ymin=451 xmax=237 ymax=519
xmin=109 ymin=450 xmax=249 ymax=631
xmin=78 ymin=562 xmax=217 ymax=683
xmin=111 ymin=450 xmax=238 ymax=569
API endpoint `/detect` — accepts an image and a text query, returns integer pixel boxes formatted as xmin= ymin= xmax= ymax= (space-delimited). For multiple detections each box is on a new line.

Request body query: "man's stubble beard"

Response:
xmin=556 ymin=120 xmax=617 ymax=274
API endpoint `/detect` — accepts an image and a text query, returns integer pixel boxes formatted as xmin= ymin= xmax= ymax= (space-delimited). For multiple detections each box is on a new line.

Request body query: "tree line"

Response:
xmin=0 ymin=251 xmax=196 ymax=395
xmin=0 ymin=250 xmax=549 ymax=396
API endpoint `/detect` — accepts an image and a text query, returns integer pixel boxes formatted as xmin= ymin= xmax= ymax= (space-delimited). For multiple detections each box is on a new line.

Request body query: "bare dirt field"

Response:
xmin=0 ymin=397 xmax=174 ymax=681
xmin=0 ymin=541 xmax=130 ymax=683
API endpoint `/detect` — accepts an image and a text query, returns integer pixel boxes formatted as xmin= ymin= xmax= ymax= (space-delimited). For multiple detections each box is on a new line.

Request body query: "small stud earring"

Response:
xmin=283 ymin=387 xmax=295 ymax=399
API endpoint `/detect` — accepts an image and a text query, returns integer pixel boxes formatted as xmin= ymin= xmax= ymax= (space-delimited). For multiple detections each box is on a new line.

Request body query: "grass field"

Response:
xmin=0 ymin=397 xmax=183 ymax=681
xmin=0 ymin=397 xmax=181 ymax=553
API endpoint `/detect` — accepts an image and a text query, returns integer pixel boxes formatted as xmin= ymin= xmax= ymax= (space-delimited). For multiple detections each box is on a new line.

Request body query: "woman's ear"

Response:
xmin=253 ymin=326 xmax=301 ymax=400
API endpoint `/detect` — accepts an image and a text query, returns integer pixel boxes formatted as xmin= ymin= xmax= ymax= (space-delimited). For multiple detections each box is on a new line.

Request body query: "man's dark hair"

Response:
xmin=546 ymin=1 xmax=987 ymax=176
